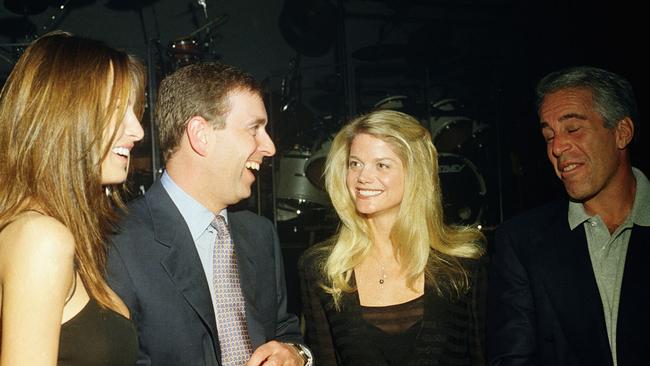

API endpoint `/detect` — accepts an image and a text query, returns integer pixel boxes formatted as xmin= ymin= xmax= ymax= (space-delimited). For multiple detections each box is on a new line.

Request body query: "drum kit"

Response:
xmin=167 ymin=13 xmax=228 ymax=71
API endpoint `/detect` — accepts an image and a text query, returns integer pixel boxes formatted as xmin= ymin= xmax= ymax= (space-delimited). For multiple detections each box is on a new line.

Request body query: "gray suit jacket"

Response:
xmin=107 ymin=180 xmax=302 ymax=366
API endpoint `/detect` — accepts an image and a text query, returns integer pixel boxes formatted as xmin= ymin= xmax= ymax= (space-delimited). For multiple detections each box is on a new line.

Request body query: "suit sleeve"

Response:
xmin=268 ymin=221 xmax=303 ymax=344
xmin=487 ymin=226 xmax=539 ymax=366
xmin=468 ymin=258 xmax=487 ymax=366
xmin=298 ymin=254 xmax=338 ymax=366
xmin=106 ymin=239 xmax=152 ymax=366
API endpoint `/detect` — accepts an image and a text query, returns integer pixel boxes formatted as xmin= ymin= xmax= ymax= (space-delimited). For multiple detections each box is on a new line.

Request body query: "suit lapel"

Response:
xmin=538 ymin=211 xmax=612 ymax=364
xmin=146 ymin=182 xmax=219 ymax=352
xmin=616 ymin=225 xmax=650 ymax=364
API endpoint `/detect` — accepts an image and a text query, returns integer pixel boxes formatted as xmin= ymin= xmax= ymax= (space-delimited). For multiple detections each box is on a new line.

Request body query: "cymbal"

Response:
xmin=351 ymin=44 xmax=406 ymax=61
xmin=4 ymin=0 xmax=49 ymax=15
xmin=105 ymin=0 xmax=159 ymax=11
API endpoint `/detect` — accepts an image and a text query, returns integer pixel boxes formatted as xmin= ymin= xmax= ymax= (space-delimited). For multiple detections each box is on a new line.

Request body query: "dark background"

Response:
xmin=2 ymin=0 xmax=647 ymax=314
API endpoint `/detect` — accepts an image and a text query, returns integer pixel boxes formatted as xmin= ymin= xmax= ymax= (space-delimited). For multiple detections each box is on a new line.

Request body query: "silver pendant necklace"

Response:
xmin=371 ymin=255 xmax=388 ymax=285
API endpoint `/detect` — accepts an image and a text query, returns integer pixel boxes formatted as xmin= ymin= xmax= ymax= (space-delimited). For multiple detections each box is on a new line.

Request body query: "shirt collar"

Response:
xmin=630 ymin=167 xmax=650 ymax=226
xmin=568 ymin=167 xmax=650 ymax=229
xmin=160 ymin=171 xmax=228 ymax=241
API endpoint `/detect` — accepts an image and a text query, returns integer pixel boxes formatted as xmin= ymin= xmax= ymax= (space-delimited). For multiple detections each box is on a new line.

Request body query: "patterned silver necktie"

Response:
xmin=212 ymin=215 xmax=253 ymax=365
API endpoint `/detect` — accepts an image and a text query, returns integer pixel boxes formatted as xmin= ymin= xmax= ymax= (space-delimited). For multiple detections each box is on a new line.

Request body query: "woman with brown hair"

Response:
xmin=0 ymin=32 xmax=145 ymax=365
xmin=299 ymin=110 xmax=486 ymax=365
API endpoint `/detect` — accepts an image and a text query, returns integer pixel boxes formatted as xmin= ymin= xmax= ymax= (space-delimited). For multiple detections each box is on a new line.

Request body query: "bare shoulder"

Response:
xmin=0 ymin=212 xmax=75 ymax=274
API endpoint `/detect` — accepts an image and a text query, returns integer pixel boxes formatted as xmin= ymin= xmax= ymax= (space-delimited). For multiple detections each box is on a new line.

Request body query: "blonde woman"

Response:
xmin=0 ymin=32 xmax=145 ymax=365
xmin=299 ymin=110 xmax=486 ymax=365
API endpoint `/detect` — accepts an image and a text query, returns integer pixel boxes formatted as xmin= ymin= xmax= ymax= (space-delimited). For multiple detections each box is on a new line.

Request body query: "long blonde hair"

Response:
xmin=0 ymin=32 xmax=145 ymax=311
xmin=319 ymin=110 xmax=484 ymax=308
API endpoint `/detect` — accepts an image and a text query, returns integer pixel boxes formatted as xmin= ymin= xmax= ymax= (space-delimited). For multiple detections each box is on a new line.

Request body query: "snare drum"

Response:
xmin=438 ymin=153 xmax=486 ymax=225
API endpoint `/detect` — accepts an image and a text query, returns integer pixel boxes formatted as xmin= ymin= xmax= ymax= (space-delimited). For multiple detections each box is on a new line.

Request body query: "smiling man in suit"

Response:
xmin=487 ymin=66 xmax=649 ymax=366
xmin=107 ymin=62 xmax=312 ymax=366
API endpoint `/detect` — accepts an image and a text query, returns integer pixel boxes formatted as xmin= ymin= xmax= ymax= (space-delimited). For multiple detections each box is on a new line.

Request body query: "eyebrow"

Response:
xmin=349 ymin=155 xmax=397 ymax=163
xmin=248 ymin=118 xmax=267 ymax=127
xmin=540 ymin=112 xmax=588 ymax=129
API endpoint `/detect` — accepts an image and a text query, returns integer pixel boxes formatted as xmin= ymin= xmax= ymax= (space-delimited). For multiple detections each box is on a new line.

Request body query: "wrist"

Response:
xmin=287 ymin=343 xmax=313 ymax=366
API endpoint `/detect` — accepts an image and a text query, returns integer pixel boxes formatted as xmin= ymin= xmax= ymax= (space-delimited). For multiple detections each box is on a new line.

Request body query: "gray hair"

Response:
xmin=535 ymin=66 xmax=639 ymax=140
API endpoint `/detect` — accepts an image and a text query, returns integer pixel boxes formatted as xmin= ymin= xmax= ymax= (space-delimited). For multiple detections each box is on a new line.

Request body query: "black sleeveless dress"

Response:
xmin=58 ymin=298 xmax=138 ymax=366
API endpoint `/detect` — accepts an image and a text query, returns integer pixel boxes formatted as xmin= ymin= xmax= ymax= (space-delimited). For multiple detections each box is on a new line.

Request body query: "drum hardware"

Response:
xmin=185 ymin=14 xmax=230 ymax=38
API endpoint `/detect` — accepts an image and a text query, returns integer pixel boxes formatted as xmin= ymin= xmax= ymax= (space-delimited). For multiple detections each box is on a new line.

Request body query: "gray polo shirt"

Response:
xmin=568 ymin=167 xmax=650 ymax=366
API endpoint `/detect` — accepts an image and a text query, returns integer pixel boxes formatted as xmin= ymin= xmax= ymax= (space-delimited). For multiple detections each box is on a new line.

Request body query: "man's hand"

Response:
xmin=245 ymin=341 xmax=305 ymax=366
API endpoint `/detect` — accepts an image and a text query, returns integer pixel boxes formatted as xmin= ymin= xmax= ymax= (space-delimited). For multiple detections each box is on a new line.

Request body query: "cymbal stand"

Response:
xmin=146 ymin=38 xmax=163 ymax=182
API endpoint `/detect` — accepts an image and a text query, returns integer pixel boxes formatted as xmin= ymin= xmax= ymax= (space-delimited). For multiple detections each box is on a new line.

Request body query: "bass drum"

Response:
xmin=438 ymin=153 xmax=486 ymax=225
xmin=458 ymin=122 xmax=489 ymax=164
xmin=429 ymin=116 xmax=474 ymax=153
xmin=428 ymin=98 xmax=474 ymax=153
xmin=276 ymin=148 xmax=330 ymax=221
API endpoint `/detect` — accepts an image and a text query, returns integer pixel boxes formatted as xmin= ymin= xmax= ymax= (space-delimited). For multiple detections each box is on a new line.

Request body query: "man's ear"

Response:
xmin=615 ymin=117 xmax=634 ymax=150
xmin=186 ymin=116 xmax=210 ymax=156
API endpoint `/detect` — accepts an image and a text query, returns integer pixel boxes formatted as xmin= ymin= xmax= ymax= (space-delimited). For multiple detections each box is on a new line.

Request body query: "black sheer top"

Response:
xmin=58 ymin=298 xmax=138 ymax=366
xmin=362 ymin=295 xmax=424 ymax=365
xmin=299 ymin=249 xmax=486 ymax=366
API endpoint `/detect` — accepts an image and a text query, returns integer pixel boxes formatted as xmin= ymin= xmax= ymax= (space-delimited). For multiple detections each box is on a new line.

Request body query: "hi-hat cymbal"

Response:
xmin=351 ymin=44 xmax=406 ymax=61
xmin=4 ymin=0 xmax=49 ymax=15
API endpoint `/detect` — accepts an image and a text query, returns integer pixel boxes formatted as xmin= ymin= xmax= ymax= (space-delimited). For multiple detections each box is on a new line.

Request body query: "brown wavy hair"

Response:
xmin=0 ymin=31 xmax=145 ymax=311
xmin=155 ymin=61 xmax=261 ymax=161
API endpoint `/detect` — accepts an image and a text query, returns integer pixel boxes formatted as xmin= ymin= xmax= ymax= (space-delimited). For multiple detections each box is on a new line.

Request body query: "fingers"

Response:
xmin=245 ymin=341 xmax=303 ymax=366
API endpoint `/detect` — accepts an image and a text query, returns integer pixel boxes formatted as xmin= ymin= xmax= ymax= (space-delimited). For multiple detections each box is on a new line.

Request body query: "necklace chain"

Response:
xmin=371 ymin=254 xmax=389 ymax=285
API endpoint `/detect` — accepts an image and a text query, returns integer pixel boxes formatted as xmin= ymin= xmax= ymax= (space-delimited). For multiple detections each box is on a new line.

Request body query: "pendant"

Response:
xmin=379 ymin=278 xmax=384 ymax=285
